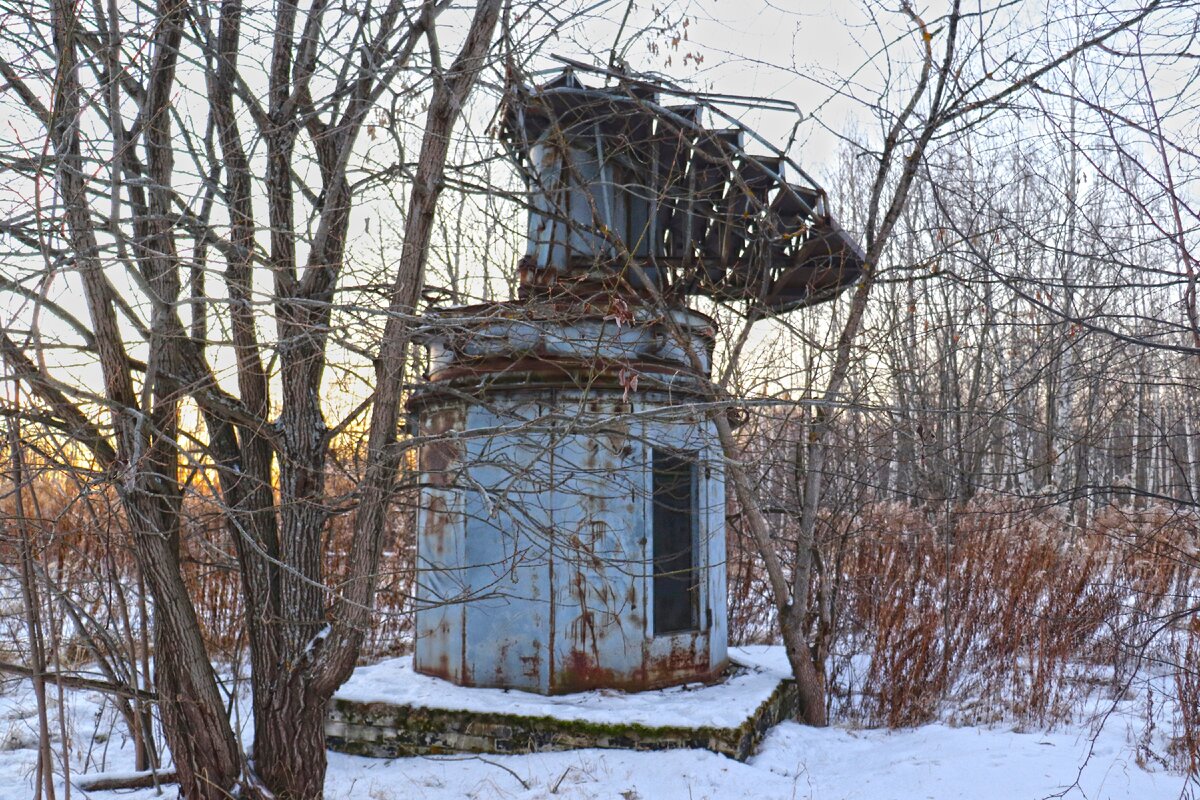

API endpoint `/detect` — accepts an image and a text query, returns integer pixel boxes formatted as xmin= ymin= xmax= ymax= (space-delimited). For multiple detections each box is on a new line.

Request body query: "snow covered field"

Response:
xmin=318 ymin=720 xmax=1187 ymax=800
xmin=0 ymin=651 xmax=1191 ymax=800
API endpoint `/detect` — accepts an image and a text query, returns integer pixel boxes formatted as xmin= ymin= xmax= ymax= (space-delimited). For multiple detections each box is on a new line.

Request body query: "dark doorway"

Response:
xmin=652 ymin=449 xmax=699 ymax=635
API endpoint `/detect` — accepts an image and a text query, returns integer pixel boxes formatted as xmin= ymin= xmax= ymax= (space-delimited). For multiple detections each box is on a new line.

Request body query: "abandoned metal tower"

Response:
xmin=409 ymin=65 xmax=864 ymax=695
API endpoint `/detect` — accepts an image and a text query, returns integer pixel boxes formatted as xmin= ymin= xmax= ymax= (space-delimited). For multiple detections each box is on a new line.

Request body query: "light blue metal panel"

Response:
xmin=565 ymin=143 xmax=614 ymax=259
xmin=461 ymin=402 xmax=554 ymax=692
xmin=414 ymin=487 xmax=466 ymax=682
xmin=415 ymin=389 xmax=728 ymax=694
xmin=547 ymin=401 xmax=647 ymax=692
xmin=525 ymin=141 xmax=612 ymax=267
xmin=701 ymin=426 xmax=729 ymax=669
xmin=525 ymin=143 xmax=570 ymax=269
xmin=414 ymin=407 xmax=467 ymax=683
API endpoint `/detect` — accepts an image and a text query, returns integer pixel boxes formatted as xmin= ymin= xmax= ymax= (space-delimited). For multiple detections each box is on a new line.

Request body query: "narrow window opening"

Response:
xmin=653 ymin=449 xmax=699 ymax=635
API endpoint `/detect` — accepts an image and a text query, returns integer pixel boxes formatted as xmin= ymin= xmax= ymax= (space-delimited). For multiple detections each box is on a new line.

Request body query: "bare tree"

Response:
xmin=0 ymin=0 xmax=501 ymax=795
xmin=707 ymin=0 xmax=1181 ymax=725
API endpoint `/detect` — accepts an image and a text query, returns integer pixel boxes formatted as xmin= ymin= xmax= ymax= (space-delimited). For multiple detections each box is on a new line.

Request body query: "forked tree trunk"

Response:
xmin=46 ymin=0 xmax=243 ymax=794
xmin=245 ymin=3 xmax=502 ymax=797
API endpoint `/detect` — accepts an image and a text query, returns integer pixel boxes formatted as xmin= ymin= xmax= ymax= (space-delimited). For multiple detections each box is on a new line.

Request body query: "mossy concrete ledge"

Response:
xmin=325 ymin=647 xmax=797 ymax=762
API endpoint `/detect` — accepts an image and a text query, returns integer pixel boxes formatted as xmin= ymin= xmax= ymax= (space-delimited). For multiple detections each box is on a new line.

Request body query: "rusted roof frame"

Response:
xmin=498 ymin=63 xmax=866 ymax=312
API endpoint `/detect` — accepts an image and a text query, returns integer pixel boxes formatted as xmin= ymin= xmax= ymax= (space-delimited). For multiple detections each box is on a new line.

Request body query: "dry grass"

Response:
xmin=1170 ymin=616 xmax=1200 ymax=776
xmin=728 ymin=495 xmax=1199 ymax=774
xmin=4 ymin=467 xmax=1196 ymax=776
xmin=839 ymin=501 xmax=1122 ymax=728
xmin=1 ymin=466 xmax=417 ymax=663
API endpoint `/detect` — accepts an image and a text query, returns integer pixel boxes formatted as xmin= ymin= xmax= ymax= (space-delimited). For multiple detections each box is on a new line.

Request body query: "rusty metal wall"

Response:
xmin=548 ymin=403 xmax=647 ymax=691
xmin=413 ymin=403 xmax=467 ymax=684
xmin=413 ymin=388 xmax=728 ymax=695
xmin=462 ymin=400 xmax=554 ymax=691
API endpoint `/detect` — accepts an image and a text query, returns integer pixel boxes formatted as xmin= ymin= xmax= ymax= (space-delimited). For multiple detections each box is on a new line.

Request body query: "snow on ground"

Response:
xmin=0 ymin=648 xmax=1192 ymax=800
xmin=333 ymin=647 xmax=791 ymax=729
xmin=319 ymin=718 xmax=1191 ymax=800
xmin=750 ymin=721 xmax=1185 ymax=800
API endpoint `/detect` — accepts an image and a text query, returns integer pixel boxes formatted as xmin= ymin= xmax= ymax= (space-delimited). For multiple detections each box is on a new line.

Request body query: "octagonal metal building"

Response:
xmin=409 ymin=67 xmax=862 ymax=695
xmin=411 ymin=302 xmax=727 ymax=693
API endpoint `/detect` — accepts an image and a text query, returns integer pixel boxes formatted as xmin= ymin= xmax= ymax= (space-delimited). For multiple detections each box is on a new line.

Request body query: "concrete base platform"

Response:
xmin=326 ymin=647 xmax=797 ymax=762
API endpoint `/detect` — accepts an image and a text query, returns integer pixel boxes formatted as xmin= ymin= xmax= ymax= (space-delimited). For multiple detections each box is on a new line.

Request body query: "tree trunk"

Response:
xmin=254 ymin=677 xmax=329 ymax=800
xmin=9 ymin=426 xmax=55 ymax=800
xmin=248 ymin=4 xmax=502 ymax=797
xmin=780 ymin=608 xmax=829 ymax=726
xmin=712 ymin=410 xmax=829 ymax=725
xmin=46 ymin=0 xmax=243 ymax=794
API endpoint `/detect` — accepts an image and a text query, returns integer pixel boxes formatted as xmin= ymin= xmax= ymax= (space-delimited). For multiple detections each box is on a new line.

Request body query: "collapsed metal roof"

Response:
xmin=499 ymin=62 xmax=865 ymax=313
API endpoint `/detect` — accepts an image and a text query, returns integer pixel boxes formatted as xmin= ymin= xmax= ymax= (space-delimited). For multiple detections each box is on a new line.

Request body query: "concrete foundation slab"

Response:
xmin=326 ymin=647 xmax=797 ymax=762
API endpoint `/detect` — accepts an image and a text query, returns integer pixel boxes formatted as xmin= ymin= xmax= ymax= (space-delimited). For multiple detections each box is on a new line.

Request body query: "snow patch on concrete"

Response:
xmin=331 ymin=647 xmax=788 ymax=729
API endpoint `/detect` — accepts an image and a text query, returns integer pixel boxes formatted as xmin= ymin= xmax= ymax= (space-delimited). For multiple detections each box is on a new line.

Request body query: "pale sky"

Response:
xmin=3 ymin=0 xmax=1196 ymax=426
